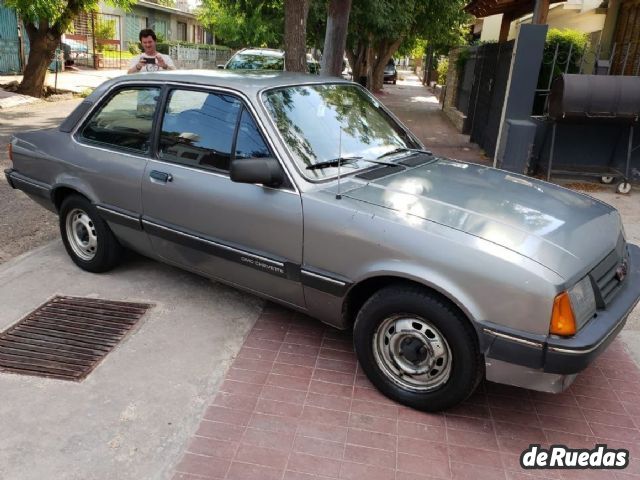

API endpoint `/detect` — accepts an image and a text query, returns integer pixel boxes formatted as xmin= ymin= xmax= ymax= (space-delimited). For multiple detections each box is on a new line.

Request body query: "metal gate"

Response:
xmin=467 ymin=41 xmax=515 ymax=159
xmin=65 ymin=12 xmax=123 ymax=69
xmin=0 ymin=1 xmax=22 ymax=73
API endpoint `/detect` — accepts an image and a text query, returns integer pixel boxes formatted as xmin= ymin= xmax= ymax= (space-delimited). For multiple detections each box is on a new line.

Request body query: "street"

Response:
xmin=0 ymin=99 xmax=80 ymax=263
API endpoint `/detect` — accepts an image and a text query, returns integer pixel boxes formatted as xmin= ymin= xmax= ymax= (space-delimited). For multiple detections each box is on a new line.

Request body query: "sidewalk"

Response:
xmin=377 ymin=70 xmax=490 ymax=165
xmin=0 ymin=68 xmax=126 ymax=109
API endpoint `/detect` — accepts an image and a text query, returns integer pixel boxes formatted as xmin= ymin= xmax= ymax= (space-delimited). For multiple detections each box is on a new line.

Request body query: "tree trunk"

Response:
xmin=370 ymin=38 xmax=403 ymax=91
xmin=347 ymin=42 xmax=366 ymax=80
xmin=18 ymin=23 xmax=59 ymax=98
xmin=284 ymin=0 xmax=310 ymax=72
xmin=320 ymin=0 xmax=352 ymax=77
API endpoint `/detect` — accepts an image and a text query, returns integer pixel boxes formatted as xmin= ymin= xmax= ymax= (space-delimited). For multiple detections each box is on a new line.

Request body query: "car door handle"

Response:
xmin=150 ymin=170 xmax=173 ymax=183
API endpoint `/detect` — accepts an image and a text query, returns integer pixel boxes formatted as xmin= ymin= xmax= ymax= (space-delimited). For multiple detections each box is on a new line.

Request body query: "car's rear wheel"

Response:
xmin=353 ymin=285 xmax=483 ymax=411
xmin=59 ymin=195 xmax=122 ymax=273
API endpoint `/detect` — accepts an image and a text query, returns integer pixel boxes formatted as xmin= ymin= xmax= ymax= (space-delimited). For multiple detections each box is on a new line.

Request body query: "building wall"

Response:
xmin=480 ymin=1 xmax=607 ymax=42
xmin=480 ymin=14 xmax=504 ymax=42
xmin=510 ymin=2 xmax=606 ymax=39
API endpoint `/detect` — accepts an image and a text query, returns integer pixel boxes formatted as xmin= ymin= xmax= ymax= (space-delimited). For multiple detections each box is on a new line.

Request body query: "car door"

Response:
xmin=140 ymin=87 xmax=305 ymax=307
xmin=74 ymin=85 xmax=161 ymax=254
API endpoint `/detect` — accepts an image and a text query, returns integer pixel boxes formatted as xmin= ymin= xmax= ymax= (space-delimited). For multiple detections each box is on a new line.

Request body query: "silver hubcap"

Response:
xmin=373 ymin=315 xmax=452 ymax=391
xmin=65 ymin=208 xmax=98 ymax=261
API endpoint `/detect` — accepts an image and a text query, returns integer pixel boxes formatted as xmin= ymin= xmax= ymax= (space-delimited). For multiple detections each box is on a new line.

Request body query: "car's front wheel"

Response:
xmin=59 ymin=195 xmax=122 ymax=273
xmin=353 ymin=284 xmax=483 ymax=411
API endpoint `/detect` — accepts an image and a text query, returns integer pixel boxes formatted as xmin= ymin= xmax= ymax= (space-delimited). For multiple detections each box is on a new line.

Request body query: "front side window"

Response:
xmin=159 ymin=89 xmax=241 ymax=172
xmin=263 ymin=84 xmax=417 ymax=180
xmin=80 ymin=87 xmax=160 ymax=153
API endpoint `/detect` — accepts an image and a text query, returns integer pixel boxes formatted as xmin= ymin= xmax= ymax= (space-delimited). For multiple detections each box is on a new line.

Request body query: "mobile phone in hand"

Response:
xmin=144 ymin=57 xmax=156 ymax=65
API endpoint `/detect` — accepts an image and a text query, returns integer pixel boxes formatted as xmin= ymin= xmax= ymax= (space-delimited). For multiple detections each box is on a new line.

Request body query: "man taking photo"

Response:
xmin=128 ymin=29 xmax=176 ymax=73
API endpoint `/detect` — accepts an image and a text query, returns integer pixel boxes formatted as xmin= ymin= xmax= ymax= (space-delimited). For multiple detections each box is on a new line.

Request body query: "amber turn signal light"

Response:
xmin=7 ymin=142 xmax=12 ymax=163
xmin=550 ymin=291 xmax=576 ymax=336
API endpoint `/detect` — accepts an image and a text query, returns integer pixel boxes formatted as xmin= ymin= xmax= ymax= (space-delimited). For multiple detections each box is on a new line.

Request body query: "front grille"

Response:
xmin=589 ymin=235 xmax=628 ymax=308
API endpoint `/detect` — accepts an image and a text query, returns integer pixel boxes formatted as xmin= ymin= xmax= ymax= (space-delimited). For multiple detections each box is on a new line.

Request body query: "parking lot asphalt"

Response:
xmin=0 ymin=70 xmax=638 ymax=480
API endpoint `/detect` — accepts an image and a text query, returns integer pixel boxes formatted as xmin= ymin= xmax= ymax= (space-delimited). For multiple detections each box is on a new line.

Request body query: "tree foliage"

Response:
xmin=346 ymin=0 xmax=470 ymax=90
xmin=197 ymin=0 xmax=284 ymax=48
xmin=6 ymin=0 xmax=133 ymax=97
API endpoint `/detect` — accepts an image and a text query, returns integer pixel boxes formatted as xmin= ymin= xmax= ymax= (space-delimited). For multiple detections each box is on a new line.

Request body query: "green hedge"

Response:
xmin=534 ymin=28 xmax=589 ymax=114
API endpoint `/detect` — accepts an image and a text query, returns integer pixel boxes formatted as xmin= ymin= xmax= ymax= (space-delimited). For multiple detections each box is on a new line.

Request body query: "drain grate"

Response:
xmin=0 ymin=296 xmax=151 ymax=381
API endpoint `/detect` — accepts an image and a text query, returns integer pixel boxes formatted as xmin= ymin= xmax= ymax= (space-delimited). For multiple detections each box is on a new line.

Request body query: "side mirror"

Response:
xmin=230 ymin=157 xmax=285 ymax=188
xmin=217 ymin=64 xmax=225 ymax=69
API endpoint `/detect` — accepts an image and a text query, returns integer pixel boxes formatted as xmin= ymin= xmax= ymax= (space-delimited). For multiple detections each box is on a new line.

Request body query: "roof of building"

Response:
xmin=465 ymin=0 xmax=565 ymax=18
xmin=137 ymin=0 xmax=197 ymax=18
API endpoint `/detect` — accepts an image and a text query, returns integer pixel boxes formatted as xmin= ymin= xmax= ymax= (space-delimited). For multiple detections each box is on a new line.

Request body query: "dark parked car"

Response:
xmin=6 ymin=71 xmax=640 ymax=411
xmin=384 ymin=59 xmax=397 ymax=84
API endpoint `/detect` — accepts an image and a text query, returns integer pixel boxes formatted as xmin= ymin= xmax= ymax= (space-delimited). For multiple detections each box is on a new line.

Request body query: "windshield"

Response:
xmin=227 ymin=53 xmax=284 ymax=70
xmin=263 ymin=84 xmax=416 ymax=180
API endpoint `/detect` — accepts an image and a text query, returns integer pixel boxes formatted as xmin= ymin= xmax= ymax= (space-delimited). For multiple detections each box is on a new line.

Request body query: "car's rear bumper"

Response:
xmin=5 ymin=168 xmax=52 ymax=200
xmin=481 ymin=243 xmax=640 ymax=386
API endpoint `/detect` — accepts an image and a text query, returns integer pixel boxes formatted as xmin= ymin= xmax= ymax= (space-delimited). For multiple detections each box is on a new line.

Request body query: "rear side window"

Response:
xmin=159 ymin=89 xmax=241 ymax=172
xmin=80 ymin=87 xmax=160 ymax=153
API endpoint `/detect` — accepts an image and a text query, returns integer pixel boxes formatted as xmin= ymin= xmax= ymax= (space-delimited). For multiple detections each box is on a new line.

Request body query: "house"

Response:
xmin=99 ymin=0 xmax=209 ymax=49
xmin=0 ymin=0 xmax=212 ymax=73
xmin=477 ymin=0 xmax=607 ymax=43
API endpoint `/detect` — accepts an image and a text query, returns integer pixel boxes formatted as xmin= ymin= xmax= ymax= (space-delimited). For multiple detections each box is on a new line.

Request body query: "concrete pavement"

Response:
xmin=0 ymin=243 xmax=262 ymax=480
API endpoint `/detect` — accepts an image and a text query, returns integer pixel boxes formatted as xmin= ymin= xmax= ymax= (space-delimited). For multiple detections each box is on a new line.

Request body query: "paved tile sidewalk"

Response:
xmin=173 ymin=304 xmax=640 ymax=480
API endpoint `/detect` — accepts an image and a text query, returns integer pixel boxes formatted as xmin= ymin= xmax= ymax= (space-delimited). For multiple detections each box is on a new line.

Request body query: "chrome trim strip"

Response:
xmin=11 ymin=174 xmax=50 ymax=192
xmin=95 ymin=205 xmax=138 ymax=222
xmin=547 ymin=316 xmax=628 ymax=355
xmin=482 ymin=328 xmax=544 ymax=349
xmin=301 ymin=270 xmax=347 ymax=287
xmin=141 ymin=219 xmax=284 ymax=267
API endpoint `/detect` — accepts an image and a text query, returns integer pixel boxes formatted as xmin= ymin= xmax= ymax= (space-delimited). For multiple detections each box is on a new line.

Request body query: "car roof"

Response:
xmin=236 ymin=48 xmax=284 ymax=57
xmin=98 ymin=70 xmax=352 ymax=98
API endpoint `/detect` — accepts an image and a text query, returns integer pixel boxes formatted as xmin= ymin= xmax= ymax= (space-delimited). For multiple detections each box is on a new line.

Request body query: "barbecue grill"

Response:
xmin=545 ymin=74 xmax=640 ymax=194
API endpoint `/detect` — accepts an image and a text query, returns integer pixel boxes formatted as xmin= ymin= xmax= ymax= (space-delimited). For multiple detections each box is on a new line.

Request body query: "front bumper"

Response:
xmin=482 ymin=243 xmax=640 ymax=376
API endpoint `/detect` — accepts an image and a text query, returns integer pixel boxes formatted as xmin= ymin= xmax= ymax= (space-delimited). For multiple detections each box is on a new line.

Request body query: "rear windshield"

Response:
xmin=227 ymin=53 xmax=284 ymax=70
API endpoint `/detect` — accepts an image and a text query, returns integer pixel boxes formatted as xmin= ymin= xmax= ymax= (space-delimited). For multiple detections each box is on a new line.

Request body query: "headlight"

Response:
xmin=568 ymin=276 xmax=597 ymax=330
xmin=550 ymin=276 xmax=596 ymax=336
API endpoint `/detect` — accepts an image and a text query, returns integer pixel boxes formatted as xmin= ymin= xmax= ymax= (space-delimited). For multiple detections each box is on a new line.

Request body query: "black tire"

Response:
xmin=59 ymin=195 xmax=122 ymax=273
xmin=353 ymin=284 xmax=483 ymax=412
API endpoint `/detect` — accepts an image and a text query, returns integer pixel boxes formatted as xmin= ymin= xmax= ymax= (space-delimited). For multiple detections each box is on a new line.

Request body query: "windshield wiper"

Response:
xmin=306 ymin=156 xmax=401 ymax=171
xmin=377 ymin=147 xmax=433 ymax=159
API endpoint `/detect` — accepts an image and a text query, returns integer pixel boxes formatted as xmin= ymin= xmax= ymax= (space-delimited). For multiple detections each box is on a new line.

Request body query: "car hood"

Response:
xmin=335 ymin=158 xmax=621 ymax=279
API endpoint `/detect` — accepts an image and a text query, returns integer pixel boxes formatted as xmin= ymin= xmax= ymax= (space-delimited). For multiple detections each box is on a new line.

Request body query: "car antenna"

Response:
xmin=336 ymin=127 xmax=343 ymax=200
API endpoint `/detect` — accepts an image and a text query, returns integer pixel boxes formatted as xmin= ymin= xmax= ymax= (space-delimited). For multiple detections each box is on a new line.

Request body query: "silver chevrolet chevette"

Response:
xmin=6 ymin=71 xmax=640 ymax=411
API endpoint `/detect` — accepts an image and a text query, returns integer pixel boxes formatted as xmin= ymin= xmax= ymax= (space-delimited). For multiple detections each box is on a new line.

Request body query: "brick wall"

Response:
xmin=442 ymin=48 xmax=466 ymax=132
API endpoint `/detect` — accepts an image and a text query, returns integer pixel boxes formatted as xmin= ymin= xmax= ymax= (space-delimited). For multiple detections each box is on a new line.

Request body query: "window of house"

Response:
xmin=177 ymin=22 xmax=187 ymax=41
xmin=80 ymin=87 xmax=160 ymax=153
xmin=159 ymin=90 xmax=242 ymax=172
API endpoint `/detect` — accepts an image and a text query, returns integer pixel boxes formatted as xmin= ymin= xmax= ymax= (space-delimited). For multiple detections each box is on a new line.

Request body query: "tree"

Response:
xmin=283 ymin=0 xmax=310 ymax=72
xmin=346 ymin=0 xmax=470 ymax=91
xmin=320 ymin=0 xmax=352 ymax=77
xmin=6 ymin=0 xmax=132 ymax=97
xmin=197 ymin=0 xmax=284 ymax=48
